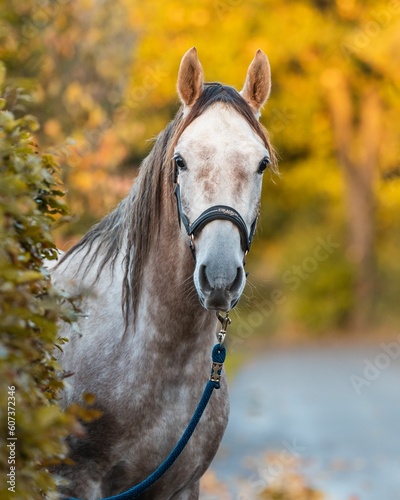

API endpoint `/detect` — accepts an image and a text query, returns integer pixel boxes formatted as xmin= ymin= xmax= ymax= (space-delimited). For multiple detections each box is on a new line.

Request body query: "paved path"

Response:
xmin=204 ymin=343 xmax=400 ymax=499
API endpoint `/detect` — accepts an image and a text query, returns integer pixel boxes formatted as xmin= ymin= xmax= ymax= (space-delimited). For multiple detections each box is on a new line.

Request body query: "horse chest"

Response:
xmin=107 ymin=376 xmax=229 ymax=496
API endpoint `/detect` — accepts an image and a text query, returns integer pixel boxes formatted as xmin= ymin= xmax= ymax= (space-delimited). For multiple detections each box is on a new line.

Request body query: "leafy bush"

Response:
xmin=0 ymin=62 xmax=76 ymax=499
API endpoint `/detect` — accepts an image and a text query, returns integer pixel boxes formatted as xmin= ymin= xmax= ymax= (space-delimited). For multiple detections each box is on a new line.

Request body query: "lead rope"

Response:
xmin=67 ymin=312 xmax=231 ymax=500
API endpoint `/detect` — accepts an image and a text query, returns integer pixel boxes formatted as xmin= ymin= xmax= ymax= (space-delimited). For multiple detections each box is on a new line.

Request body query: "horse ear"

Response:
xmin=177 ymin=47 xmax=204 ymax=107
xmin=241 ymin=49 xmax=271 ymax=115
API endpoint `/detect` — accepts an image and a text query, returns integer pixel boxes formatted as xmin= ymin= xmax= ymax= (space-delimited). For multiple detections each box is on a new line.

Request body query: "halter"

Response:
xmin=173 ymin=168 xmax=258 ymax=258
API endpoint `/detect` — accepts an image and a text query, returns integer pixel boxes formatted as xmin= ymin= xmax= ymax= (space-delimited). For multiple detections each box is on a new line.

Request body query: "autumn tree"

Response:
xmin=3 ymin=0 xmax=399 ymax=332
xmin=0 ymin=0 xmax=135 ymax=233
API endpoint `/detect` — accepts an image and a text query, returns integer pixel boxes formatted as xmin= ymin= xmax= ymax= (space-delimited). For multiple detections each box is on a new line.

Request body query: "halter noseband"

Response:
xmin=173 ymin=171 xmax=258 ymax=258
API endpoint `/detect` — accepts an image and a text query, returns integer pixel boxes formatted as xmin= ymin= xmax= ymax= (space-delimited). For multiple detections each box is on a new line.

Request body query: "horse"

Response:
xmin=52 ymin=47 xmax=276 ymax=499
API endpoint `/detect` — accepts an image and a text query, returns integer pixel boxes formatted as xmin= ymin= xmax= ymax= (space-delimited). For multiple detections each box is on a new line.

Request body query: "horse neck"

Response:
xmin=132 ymin=196 xmax=216 ymax=352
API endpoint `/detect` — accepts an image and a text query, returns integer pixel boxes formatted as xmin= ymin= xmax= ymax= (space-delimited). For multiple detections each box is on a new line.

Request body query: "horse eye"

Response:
xmin=174 ymin=155 xmax=187 ymax=171
xmin=258 ymin=156 xmax=270 ymax=174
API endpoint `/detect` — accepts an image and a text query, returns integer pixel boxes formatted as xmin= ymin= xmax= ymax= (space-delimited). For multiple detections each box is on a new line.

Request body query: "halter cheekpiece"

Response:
xmin=173 ymin=165 xmax=258 ymax=258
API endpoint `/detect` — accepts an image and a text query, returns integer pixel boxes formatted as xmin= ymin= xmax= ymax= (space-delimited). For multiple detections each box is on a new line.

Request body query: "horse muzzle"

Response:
xmin=197 ymin=262 xmax=245 ymax=311
xmin=193 ymin=222 xmax=247 ymax=311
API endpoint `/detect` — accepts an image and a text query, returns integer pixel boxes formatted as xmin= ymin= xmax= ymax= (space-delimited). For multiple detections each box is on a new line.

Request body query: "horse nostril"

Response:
xmin=199 ymin=264 xmax=212 ymax=293
xmin=228 ymin=267 xmax=243 ymax=294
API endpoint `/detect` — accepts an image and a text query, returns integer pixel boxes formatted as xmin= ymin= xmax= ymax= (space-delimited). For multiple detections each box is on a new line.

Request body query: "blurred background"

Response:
xmin=1 ymin=0 xmax=400 ymax=498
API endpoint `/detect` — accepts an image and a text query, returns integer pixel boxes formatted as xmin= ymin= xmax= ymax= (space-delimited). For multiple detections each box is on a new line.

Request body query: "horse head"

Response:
xmin=172 ymin=48 xmax=273 ymax=312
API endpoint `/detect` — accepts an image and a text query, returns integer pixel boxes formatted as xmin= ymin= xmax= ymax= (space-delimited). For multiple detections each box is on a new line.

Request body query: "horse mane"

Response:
xmin=58 ymin=83 xmax=277 ymax=329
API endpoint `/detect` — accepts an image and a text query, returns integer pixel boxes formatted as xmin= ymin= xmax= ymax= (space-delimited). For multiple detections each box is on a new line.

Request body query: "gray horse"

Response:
xmin=52 ymin=47 xmax=275 ymax=499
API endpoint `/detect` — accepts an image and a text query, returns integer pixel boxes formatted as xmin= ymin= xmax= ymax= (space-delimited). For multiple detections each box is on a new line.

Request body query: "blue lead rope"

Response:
xmin=68 ymin=343 xmax=226 ymax=500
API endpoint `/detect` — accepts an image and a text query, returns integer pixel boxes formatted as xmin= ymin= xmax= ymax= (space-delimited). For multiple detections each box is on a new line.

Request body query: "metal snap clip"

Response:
xmin=216 ymin=311 xmax=231 ymax=347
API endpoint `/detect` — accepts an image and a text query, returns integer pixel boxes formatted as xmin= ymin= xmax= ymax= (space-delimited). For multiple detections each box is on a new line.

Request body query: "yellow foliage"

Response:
xmin=44 ymin=119 xmax=61 ymax=140
xmin=2 ymin=0 xmax=400 ymax=329
xmin=65 ymin=82 xmax=84 ymax=104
